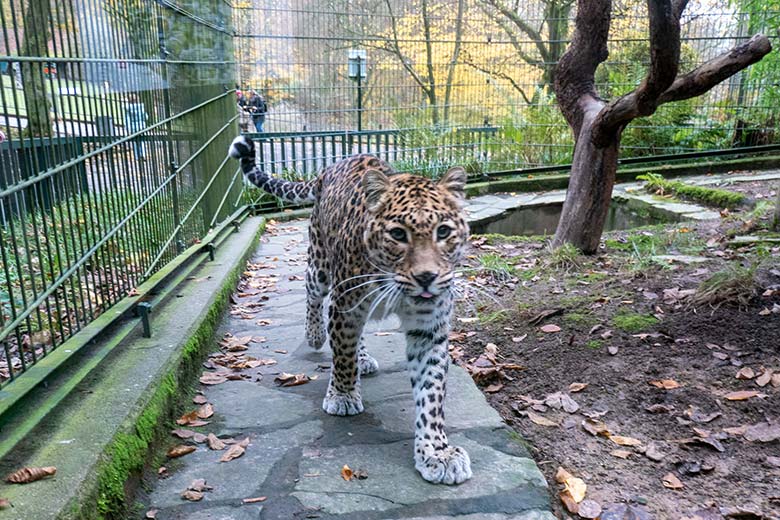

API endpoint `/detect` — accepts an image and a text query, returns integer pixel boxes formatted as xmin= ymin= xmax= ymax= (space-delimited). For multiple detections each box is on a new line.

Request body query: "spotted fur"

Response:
xmin=229 ymin=135 xmax=472 ymax=485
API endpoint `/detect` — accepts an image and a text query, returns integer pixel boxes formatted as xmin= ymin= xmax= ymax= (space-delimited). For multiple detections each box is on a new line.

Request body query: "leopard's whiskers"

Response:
xmin=341 ymin=283 xmax=387 ymax=313
xmin=337 ymin=277 xmax=394 ymax=299
xmin=332 ymin=272 xmax=389 ymax=290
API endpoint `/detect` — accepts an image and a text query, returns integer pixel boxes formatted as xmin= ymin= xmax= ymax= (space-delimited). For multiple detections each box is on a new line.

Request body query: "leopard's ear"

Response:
xmin=438 ymin=166 xmax=467 ymax=201
xmin=362 ymin=169 xmax=391 ymax=212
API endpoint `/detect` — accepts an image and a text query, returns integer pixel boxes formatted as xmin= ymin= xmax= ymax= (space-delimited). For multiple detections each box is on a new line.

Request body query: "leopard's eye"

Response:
xmin=389 ymin=227 xmax=408 ymax=242
xmin=436 ymin=225 xmax=453 ymax=240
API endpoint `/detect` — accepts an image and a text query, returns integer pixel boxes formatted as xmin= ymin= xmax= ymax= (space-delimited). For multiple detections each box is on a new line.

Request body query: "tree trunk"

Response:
xmin=421 ymin=0 xmax=438 ymax=126
xmin=20 ymin=0 xmax=53 ymax=137
xmin=552 ymin=107 xmax=620 ymax=252
xmin=773 ymin=182 xmax=780 ymax=231
xmin=442 ymin=0 xmax=465 ymax=125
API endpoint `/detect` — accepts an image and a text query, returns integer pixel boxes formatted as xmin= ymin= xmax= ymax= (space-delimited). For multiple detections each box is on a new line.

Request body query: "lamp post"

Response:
xmin=348 ymin=49 xmax=367 ymax=131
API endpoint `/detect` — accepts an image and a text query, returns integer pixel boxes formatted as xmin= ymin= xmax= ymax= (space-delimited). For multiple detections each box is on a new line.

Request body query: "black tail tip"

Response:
xmin=228 ymin=135 xmax=255 ymax=159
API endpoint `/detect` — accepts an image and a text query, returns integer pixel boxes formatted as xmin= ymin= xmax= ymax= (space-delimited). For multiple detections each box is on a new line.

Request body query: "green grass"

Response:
xmin=693 ymin=265 xmax=757 ymax=308
xmin=638 ymin=172 xmax=747 ymax=209
xmin=612 ymin=311 xmax=659 ymax=332
xmin=476 ymin=253 xmax=516 ymax=280
xmin=545 ymin=243 xmax=583 ymax=272
xmin=585 ymin=339 xmax=604 ymax=349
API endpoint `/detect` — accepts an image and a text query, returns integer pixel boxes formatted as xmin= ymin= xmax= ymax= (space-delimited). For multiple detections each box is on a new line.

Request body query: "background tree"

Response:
xmin=471 ymin=0 xmax=574 ymax=100
xmin=551 ymin=0 xmax=771 ymax=253
xmin=20 ymin=0 xmax=54 ymax=137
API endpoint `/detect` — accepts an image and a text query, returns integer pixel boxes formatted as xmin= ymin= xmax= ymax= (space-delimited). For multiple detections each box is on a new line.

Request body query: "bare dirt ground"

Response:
xmin=452 ymin=179 xmax=780 ymax=519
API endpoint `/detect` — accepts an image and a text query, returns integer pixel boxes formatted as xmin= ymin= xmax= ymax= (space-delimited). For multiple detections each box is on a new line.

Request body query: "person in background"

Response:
xmin=247 ymin=90 xmax=267 ymax=133
xmin=237 ymin=89 xmax=250 ymax=133
xmin=125 ymin=93 xmax=149 ymax=160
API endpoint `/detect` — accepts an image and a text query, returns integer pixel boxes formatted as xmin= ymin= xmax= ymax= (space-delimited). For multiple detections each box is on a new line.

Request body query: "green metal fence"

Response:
xmin=0 ymin=0 xmax=241 ymax=389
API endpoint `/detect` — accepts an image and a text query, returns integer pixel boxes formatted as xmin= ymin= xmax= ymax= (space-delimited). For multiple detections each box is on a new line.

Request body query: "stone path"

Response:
xmin=144 ymin=222 xmax=553 ymax=520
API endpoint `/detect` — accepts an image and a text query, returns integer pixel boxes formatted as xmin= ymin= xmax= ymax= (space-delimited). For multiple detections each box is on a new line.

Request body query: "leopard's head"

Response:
xmin=362 ymin=167 xmax=469 ymax=306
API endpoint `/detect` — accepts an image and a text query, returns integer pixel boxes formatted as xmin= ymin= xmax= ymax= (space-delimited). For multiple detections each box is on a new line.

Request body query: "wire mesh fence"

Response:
xmin=235 ymin=0 xmax=780 ymax=180
xmin=0 ymin=0 xmax=240 ymax=387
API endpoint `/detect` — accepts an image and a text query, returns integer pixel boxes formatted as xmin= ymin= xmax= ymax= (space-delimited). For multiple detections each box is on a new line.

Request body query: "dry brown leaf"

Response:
xmin=192 ymin=432 xmax=207 ymax=443
xmin=199 ymin=371 xmax=228 ymax=385
xmin=559 ymin=490 xmax=579 ymax=514
xmin=484 ymin=383 xmax=504 ymax=393
xmin=188 ymin=479 xmax=213 ymax=492
xmin=569 ymin=382 xmax=588 ymax=393
xmin=181 ymin=490 xmax=203 ymax=501
xmin=5 ymin=466 xmax=56 ymax=484
xmin=242 ymin=496 xmax=267 ymax=504
xmin=744 ymin=422 xmax=780 ymax=443
xmin=554 ymin=467 xmax=586 ymax=503
xmin=0 ymin=498 xmax=10 ymax=510
xmin=207 ymin=433 xmax=226 ymax=450
xmin=662 ymin=472 xmax=684 ymax=489
xmin=167 ymin=445 xmax=196 ymax=458
xmin=723 ymin=425 xmax=749 ymax=436
xmin=649 ymin=379 xmax=681 ymax=390
xmin=735 ymin=367 xmax=756 ymax=380
xmin=756 ymin=369 xmax=773 ymax=387
xmin=144 ymin=509 xmax=158 ymax=519
xmin=176 ymin=410 xmax=199 ymax=426
xmin=341 ymin=464 xmax=354 ymax=481
xmin=527 ymin=410 xmax=558 ymax=427
xmin=197 ymin=403 xmax=214 ymax=419
xmin=724 ymin=390 xmax=762 ymax=401
xmin=220 ymin=443 xmax=245 ymax=462
xmin=610 ymin=449 xmax=633 ymax=459
xmin=193 ymin=395 xmax=208 ymax=405
xmin=171 ymin=428 xmax=196 ymax=439
xmin=772 ymin=373 xmax=780 ymax=388
xmin=582 ymin=418 xmax=610 ymax=437
xmin=609 ymin=435 xmax=642 ymax=447
xmin=274 ymin=372 xmax=315 ymax=387
xmin=540 ymin=324 xmax=561 ymax=333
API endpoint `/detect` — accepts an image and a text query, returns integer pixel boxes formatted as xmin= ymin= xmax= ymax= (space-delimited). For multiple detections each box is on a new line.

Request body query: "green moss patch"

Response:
xmin=638 ymin=173 xmax=747 ymax=209
xmin=612 ymin=311 xmax=659 ymax=333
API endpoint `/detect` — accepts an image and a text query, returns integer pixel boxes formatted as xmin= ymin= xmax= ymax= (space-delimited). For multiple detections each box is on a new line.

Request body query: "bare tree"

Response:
xmin=551 ymin=0 xmax=771 ymax=253
xmin=774 ymin=184 xmax=780 ymax=231
xmin=471 ymin=0 xmax=574 ymax=99
xmin=20 ymin=0 xmax=54 ymax=137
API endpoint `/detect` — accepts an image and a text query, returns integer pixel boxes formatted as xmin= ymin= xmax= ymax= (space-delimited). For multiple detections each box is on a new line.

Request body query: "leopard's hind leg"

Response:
xmin=305 ymin=226 xmax=329 ymax=350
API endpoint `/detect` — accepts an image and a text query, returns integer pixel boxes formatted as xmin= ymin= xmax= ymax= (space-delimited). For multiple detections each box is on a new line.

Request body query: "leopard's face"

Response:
xmin=362 ymin=168 xmax=469 ymax=305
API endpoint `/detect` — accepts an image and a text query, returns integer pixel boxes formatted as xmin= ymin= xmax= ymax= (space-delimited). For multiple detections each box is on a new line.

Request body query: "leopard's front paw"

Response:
xmin=306 ymin=327 xmax=326 ymax=350
xmin=322 ymin=389 xmax=364 ymax=416
xmin=415 ymin=446 xmax=472 ymax=485
xmin=357 ymin=351 xmax=379 ymax=376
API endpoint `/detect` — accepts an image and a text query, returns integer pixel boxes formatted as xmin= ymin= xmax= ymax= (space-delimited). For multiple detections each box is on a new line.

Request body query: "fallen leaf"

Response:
xmin=578 ymin=499 xmax=603 ymax=519
xmin=736 ymin=367 xmax=756 ymax=380
xmin=197 ymin=403 xmax=214 ymax=419
xmin=527 ymin=410 xmax=558 ymax=427
xmin=607 ymin=345 xmax=619 ymax=355
xmin=772 ymin=373 xmax=780 ymax=388
xmin=685 ymin=407 xmax=722 ymax=424
xmin=220 ymin=442 xmax=246 ymax=462
xmin=569 ymin=382 xmax=588 ymax=393
xmin=610 ymin=449 xmax=633 ymax=459
xmin=650 ymin=379 xmax=681 ymax=390
xmin=662 ymin=472 xmax=684 ymax=489
xmin=199 ymin=371 xmax=228 ymax=385
xmin=744 ymin=422 xmax=780 ymax=443
xmin=5 ymin=466 xmax=56 ymax=484
xmin=756 ymin=369 xmax=773 ymax=387
xmin=256 ymin=319 xmax=273 ymax=326
xmin=644 ymin=442 xmax=665 ymax=462
xmin=609 ymin=435 xmax=642 ymax=447
xmin=274 ymin=372 xmax=315 ymax=387
xmin=171 ymin=428 xmax=196 ymax=439
xmin=181 ymin=490 xmax=203 ymax=501
xmin=539 ymin=324 xmax=561 ymax=333
xmin=167 ymin=445 xmax=196 ymax=458
xmin=555 ymin=467 xmax=587 ymax=502
xmin=242 ymin=496 xmax=267 ymax=504
xmin=713 ymin=352 xmax=729 ymax=361
xmin=645 ymin=403 xmax=674 ymax=414
xmin=193 ymin=395 xmax=208 ymax=405
xmin=582 ymin=418 xmax=610 ymax=437
xmin=176 ymin=410 xmax=199 ymax=426
xmin=484 ymin=383 xmax=504 ymax=393
xmin=559 ymin=490 xmax=579 ymax=514
xmin=341 ymin=464 xmax=354 ymax=481
xmin=207 ymin=433 xmax=226 ymax=450
xmin=723 ymin=425 xmax=749 ymax=436
xmin=145 ymin=509 xmax=158 ymax=519
xmin=188 ymin=479 xmax=213 ymax=492
xmin=512 ymin=334 xmax=527 ymax=343
xmin=724 ymin=390 xmax=762 ymax=401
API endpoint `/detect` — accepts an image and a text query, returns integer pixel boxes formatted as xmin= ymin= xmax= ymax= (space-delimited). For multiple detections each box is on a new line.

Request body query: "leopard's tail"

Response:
xmin=228 ymin=135 xmax=318 ymax=204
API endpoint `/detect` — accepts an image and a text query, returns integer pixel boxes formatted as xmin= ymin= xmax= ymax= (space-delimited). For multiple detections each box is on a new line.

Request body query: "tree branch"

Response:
xmin=383 ymin=0 xmax=432 ymax=96
xmin=659 ymin=34 xmax=772 ymax=104
xmin=482 ymin=0 xmax=550 ymax=62
xmin=593 ymin=0 xmax=681 ymax=147
xmin=553 ymin=0 xmax=612 ymax=135
xmin=461 ymin=56 xmax=533 ymax=104
xmin=478 ymin=2 xmax=545 ymax=69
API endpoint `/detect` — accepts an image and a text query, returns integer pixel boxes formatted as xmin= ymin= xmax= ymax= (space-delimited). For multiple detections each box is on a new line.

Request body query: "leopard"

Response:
xmin=229 ymin=135 xmax=472 ymax=485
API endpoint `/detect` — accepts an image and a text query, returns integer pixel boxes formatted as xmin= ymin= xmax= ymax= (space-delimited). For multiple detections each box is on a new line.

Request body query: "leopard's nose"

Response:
xmin=412 ymin=271 xmax=438 ymax=289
